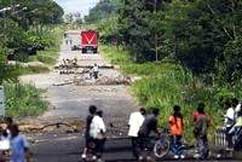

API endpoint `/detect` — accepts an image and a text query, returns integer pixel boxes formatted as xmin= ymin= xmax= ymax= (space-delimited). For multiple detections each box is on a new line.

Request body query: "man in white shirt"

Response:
xmin=91 ymin=63 xmax=99 ymax=79
xmin=225 ymin=106 xmax=235 ymax=127
xmin=89 ymin=110 xmax=106 ymax=161
xmin=90 ymin=112 xmax=106 ymax=139
xmin=128 ymin=108 xmax=146 ymax=159
xmin=235 ymin=102 xmax=241 ymax=117
xmin=224 ymin=98 xmax=238 ymax=149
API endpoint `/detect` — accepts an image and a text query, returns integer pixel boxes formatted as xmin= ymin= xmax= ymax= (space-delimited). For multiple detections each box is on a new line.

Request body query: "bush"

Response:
xmin=4 ymin=82 xmax=48 ymax=118
xmin=28 ymin=27 xmax=63 ymax=66
xmin=34 ymin=49 xmax=58 ymax=65
xmin=101 ymin=45 xmax=178 ymax=75
xmin=101 ymin=45 xmax=131 ymax=65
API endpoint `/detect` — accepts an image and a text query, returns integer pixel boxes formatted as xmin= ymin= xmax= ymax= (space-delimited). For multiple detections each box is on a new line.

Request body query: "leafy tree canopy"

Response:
xmin=87 ymin=0 xmax=242 ymax=83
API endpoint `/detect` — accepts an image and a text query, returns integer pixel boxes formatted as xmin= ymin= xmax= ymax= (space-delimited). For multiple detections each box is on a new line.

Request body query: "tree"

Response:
xmin=84 ymin=0 xmax=121 ymax=23
xmin=0 ymin=0 xmax=64 ymax=28
xmin=115 ymin=0 xmax=168 ymax=62
xmin=0 ymin=0 xmax=64 ymax=61
xmin=64 ymin=13 xmax=74 ymax=23
xmin=162 ymin=0 xmax=242 ymax=76
xmin=88 ymin=0 xmax=242 ymax=82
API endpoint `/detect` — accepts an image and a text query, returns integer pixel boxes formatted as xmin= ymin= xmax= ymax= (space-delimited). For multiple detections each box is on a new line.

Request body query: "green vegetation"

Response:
xmin=4 ymin=65 xmax=48 ymax=81
xmin=102 ymin=45 xmax=242 ymax=138
xmin=4 ymin=82 xmax=47 ymax=118
xmin=102 ymin=45 xmax=176 ymax=76
xmin=0 ymin=0 xmax=64 ymax=118
xmin=84 ymin=0 xmax=121 ymax=24
xmin=0 ymin=0 xmax=64 ymax=82
xmin=87 ymin=0 xmax=242 ymax=81
xmin=29 ymin=27 xmax=64 ymax=66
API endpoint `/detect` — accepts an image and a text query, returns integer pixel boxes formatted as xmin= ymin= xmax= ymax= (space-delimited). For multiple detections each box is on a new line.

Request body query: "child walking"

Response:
xmin=169 ymin=105 xmax=185 ymax=159
xmin=9 ymin=124 xmax=31 ymax=162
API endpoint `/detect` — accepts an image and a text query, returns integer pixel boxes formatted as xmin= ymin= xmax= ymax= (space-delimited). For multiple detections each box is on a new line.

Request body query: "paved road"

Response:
xmin=30 ymin=133 xmax=242 ymax=162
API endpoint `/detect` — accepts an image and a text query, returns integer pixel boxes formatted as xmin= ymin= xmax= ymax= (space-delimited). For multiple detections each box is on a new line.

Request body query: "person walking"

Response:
xmin=0 ymin=117 xmax=13 ymax=162
xmin=0 ymin=126 xmax=10 ymax=162
xmin=229 ymin=102 xmax=242 ymax=151
xmin=224 ymin=99 xmax=236 ymax=150
xmin=138 ymin=108 xmax=160 ymax=161
xmin=9 ymin=124 xmax=31 ymax=162
xmin=128 ymin=108 xmax=146 ymax=159
xmin=193 ymin=103 xmax=210 ymax=160
xmin=192 ymin=103 xmax=210 ymax=151
xmin=91 ymin=63 xmax=99 ymax=79
xmin=169 ymin=105 xmax=185 ymax=159
xmin=82 ymin=105 xmax=97 ymax=159
xmin=89 ymin=110 xmax=106 ymax=162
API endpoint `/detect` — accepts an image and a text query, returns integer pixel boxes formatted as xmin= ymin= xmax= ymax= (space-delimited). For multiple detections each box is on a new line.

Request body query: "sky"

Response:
xmin=54 ymin=0 xmax=100 ymax=17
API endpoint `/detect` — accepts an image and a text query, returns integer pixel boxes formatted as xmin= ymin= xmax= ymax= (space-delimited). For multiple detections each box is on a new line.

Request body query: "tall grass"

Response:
xmin=101 ymin=45 xmax=242 ymax=139
xmin=32 ymin=47 xmax=59 ymax=65
xmin=101 ymin=45 xmax=179 ymax=75
xmin=3 ymin=82 xmax=47 ymax=118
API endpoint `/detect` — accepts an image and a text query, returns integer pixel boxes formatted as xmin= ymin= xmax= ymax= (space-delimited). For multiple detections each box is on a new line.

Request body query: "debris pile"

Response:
xmin=95 ymin=75 xmax=132 ymax=85
xmin=59 ymin=68 xmax=90 ymax=75
xmin=52 ymin=61 xmax=137 ymax=86
xmin=18 ymin=120 xmax=84 ymax=134
xmin=55 ymin=59 xmax=114 ymax=76
xmin=54 ymin=58 xmax=114 ymax=70
xmin=74 ymin=75 xmax=132 ymax=86
xmin=52 ymin=72 xmax=133 ymax=86
xmin=55 ymin=58 xmax=78 ymax=69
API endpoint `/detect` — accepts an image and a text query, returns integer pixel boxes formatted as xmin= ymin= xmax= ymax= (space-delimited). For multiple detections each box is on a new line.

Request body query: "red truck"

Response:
xmin=81 ymin=30 xmax=99 ymax=54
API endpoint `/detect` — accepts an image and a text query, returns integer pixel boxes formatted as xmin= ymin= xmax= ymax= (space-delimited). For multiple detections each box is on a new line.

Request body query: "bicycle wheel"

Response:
xmin=153 ymin=137 xmax=170 ymax=159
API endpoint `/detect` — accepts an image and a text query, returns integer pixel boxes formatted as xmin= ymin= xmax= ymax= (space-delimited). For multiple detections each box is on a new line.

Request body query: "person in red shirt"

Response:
xmin=193 ymin=103 xmax=210 ymax=123
xmin=169 ymin=105 xmax=185 ymax=159
xmin=192 ymin=103 xmax=210 ymax=136
xmin=193 ymin=103 xmax=210 ymax=159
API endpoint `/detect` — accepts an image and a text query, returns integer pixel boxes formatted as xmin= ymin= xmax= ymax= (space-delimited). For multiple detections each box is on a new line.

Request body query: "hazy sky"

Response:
xmin=54 ymin=0 xmax=100 ymax=16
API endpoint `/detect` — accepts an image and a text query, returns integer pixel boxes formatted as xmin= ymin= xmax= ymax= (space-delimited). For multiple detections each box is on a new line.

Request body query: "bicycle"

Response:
xmin=153 ymin=129 xmax=171 ymax=159
xmin=136 ymin=128 xmax=171 ymax=161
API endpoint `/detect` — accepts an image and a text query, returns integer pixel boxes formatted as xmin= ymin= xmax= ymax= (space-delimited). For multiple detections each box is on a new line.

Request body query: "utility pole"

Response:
xmin=154 ymin=0 xmax=158 ymax=62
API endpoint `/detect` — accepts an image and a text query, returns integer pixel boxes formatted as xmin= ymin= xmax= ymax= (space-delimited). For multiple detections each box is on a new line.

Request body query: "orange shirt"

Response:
xmin=169 ymin=115 xmax=184 ymax=136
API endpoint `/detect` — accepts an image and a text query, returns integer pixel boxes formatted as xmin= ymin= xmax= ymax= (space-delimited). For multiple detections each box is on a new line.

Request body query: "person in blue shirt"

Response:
xmin=10 ymin=124 xmax=30 ymax=162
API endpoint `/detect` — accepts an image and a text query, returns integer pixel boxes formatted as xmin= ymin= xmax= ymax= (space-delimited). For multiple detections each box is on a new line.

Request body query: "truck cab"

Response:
xmin=81 ymin=30 xmax=99 ymax=54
